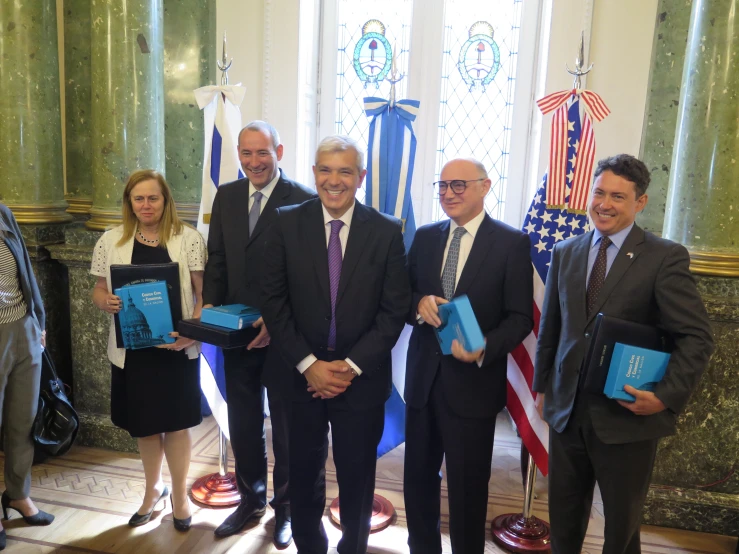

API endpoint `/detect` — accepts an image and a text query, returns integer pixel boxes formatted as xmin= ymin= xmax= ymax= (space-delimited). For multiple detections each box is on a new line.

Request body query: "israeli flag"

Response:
xmin=194 ymin=84 xmax=246 ymax=438
xmin=364 ymin=96 xmax=420 ymax=457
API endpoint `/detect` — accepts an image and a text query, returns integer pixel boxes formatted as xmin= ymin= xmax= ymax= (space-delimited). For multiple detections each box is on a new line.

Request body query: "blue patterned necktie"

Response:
xmin=248 ymin=191 xmax=263 ymax=236
xmin=586 ymin=235 xmax=611 ymax=316
xmin=441 ymin=227 xmax=466 ymax=300
xmin=327 ymin=220 xmax=344 ymax=349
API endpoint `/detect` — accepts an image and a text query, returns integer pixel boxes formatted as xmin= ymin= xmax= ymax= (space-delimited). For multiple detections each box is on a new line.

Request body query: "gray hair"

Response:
xmin=238 ymin=120 xmax=281 ymax=150
xmin=466 ymin=158 xmax=489 ymax=179
xmin=315 ymin=135 xmax=365 ymax=172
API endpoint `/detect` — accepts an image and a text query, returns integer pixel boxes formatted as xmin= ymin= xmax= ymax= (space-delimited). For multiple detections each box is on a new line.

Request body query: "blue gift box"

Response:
xmin=201 ymin=304 xmax=261 ymax=330
xmin=434 ymin=295 xmax=486 ymax=356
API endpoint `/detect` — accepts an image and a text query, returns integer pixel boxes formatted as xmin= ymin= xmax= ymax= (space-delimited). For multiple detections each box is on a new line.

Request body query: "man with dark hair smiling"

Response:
xmin=534 ymin=154 xmax=714 ymax=554
xmin=261 ymin=135 xmax=409 ymax=554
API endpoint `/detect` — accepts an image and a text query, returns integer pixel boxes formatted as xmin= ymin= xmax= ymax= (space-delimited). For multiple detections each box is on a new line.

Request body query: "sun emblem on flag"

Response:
xmin=353 ymin=20 xmax=393 ymax=89
xmin=457 ymin=21 xmax=501 ymax=92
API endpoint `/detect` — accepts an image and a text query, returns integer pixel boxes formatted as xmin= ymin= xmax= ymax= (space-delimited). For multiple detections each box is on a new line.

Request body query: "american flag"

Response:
xmin=506 ymin=99 xmax=591 ymax=475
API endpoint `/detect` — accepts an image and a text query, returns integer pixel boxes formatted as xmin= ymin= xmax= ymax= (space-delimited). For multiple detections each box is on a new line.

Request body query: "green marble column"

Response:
xmin=642 ymin=0 xmax=739 ymax=537
xmin=87 ymin=0 xmax=165 ymax=230
xmin=0 ymin=0 xmax=71 ymax=224
xmin=64 ymin=0 xmax=93 ymax=216
xmin=163 ymin=0 xmax=216 ymax=224
xmin=638 ymin=0 xmax=692 ymax=234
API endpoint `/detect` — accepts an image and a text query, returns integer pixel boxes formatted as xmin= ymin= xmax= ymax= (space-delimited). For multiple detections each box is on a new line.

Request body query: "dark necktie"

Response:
xmin=586 ymin=236 xmax=612 ymax=316
xmin=327 ymin=220 xmax=344 ymax=349
xmin=248 ymin=191 xmax=263 ymax=236
xmin=441 ymin=227 xmax=466 ymax=300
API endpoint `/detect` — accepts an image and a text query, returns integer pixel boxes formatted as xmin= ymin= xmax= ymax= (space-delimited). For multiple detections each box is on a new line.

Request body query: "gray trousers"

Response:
xmin=0 ymin=314 xmax=41 ymax=499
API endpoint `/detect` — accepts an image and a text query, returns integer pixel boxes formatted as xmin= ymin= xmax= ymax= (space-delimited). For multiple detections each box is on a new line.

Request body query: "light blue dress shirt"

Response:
xmin=586 ymin=223 xmax=634 ymax=286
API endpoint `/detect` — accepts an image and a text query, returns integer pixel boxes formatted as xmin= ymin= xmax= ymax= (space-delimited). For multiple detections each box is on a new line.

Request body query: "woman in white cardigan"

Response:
xmin=90 ymin=170 xmax=206 ymax=532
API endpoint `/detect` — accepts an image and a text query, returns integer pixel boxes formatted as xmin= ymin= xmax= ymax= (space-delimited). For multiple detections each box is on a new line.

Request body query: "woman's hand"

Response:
xmin=41 ymin=330 xmax=46 ymax=349
xmin=100 ymin=293 xmax=122 ymax=314
xmin=156 ymin=332 xmax=196 ymax=351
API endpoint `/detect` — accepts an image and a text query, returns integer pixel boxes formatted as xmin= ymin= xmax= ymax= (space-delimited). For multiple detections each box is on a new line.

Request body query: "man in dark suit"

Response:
xmin=533 ymin=154 xmax=714 ymax=554
xmin=261 ymin=135 xmax=410 ymax=554
xmin=403 ymin=158 xmax=534 ymax=554
xmin=202 ymin=120 xmax=315 ymax=546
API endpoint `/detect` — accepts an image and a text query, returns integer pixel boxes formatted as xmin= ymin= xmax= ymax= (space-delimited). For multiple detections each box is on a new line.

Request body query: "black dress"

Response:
xmin=110 ymin=240 xmax=202 ymax=437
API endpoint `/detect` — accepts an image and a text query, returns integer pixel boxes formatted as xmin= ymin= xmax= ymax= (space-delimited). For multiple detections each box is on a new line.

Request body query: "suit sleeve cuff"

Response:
xmin=345 ymin=358 xmax=362 ymax=376
xmin=297 ymin=354 xmax=317 ymax=374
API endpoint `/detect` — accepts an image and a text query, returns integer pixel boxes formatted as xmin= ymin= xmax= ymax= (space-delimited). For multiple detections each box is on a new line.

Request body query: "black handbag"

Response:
xmin=32 ymin=350 xmax=79 ymax=463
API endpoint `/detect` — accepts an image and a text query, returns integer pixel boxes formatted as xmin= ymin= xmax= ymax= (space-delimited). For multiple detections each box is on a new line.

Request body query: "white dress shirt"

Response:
xmin=296 ymin=202 xmax=363 ymax=375
xmin=248 ymin=172 xmax=280 ymax=213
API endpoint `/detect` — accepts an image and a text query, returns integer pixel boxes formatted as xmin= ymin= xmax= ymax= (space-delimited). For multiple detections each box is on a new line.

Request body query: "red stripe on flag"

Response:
xmin=506 ymin=382 xmax=549 ymax=475
xmin=570 ymin=114 xmax=595 ymax=212
xmin=511 ymin=342 xmax=535 ymax=390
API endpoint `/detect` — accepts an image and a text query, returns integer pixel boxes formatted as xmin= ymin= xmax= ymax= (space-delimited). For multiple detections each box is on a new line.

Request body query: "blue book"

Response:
xmin=113 ymin=281 xmax=175 ymax=350
xmin=604 ymin=343 xmax=670 ymax=401
xmin=434 ymin=295 xmax=486 ymax=356
xmin=201 ymin=304 xmax=261 ymax=330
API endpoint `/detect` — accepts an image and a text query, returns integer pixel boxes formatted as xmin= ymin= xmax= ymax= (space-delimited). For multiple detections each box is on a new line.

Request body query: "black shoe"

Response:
xmin=0 ymin=529 xmax=5 ymax=550
xmin=214 ymin=501 xmax=266 ymax=538
xmin=1 ymin=492 xmax=54 ymax=526
xmin=128 ymin=486 xmax=169 ymax=527
xmin=273 ymin=505 xmax=292 ymax=549
xmin=172 ymin=494 xmax=192 ymax=532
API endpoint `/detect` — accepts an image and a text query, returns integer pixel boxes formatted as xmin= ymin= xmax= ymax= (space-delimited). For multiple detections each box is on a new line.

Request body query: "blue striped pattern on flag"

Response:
xmin=364 ymin=96 xmax=420 ymax=457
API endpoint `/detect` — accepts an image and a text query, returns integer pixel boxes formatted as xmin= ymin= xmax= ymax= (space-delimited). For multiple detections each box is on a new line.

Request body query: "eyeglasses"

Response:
xmin=433 ymin=178 xmax=485 ymax=195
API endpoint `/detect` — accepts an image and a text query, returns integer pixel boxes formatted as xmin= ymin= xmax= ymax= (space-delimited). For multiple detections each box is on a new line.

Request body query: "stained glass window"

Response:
xmin=433 ymin=0 xmax=523 ymax=221
xmin=334 ymin=0 xmax=412 ymax=203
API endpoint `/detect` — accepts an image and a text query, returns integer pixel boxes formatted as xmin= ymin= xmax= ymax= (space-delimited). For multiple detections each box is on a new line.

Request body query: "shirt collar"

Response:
xmin=249 ymin=171 xmax=280 ymax=201
xmin=450 ymin=208 xmax=486 ymax=239
xmin=592 ymin=222 xmax=634 ymax=251
xmin=322 ymin=201 xmax=355 ymax=230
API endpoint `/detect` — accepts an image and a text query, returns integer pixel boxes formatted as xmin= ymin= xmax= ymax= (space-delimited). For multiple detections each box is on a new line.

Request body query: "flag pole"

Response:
xmin=190 ymin=32 xmax=241 ymax=507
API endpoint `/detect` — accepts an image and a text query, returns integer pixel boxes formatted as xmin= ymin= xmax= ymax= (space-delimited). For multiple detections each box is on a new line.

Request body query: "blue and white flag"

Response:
xmin=364 ymin=96 xmax=420 ymax=457
xmin=194 ymin=84 xmax=246 ymax=438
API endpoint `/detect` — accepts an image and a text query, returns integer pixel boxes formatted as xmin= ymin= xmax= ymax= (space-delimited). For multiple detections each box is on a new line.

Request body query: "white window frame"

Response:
xmin=316 ymin=0 xmax=546 ymax=229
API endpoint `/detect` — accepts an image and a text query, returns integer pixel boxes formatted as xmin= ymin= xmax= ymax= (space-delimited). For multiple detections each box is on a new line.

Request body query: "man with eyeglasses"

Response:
xmin=403 ymin=157 xmax=534 ymax=553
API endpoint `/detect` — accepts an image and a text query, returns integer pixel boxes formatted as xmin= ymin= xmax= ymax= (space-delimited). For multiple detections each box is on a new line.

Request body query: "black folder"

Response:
xmin=582 ymin=314 xmax=673 ymax=395
xmin=110 ymin=263 xmax=182 ymax=348
xmin=177 ymin=318 xmax=258 ymax=349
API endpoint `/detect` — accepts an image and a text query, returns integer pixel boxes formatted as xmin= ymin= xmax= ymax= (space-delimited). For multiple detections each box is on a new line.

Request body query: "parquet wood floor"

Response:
xmin=0 ymin=415 xmax=735 ymax=553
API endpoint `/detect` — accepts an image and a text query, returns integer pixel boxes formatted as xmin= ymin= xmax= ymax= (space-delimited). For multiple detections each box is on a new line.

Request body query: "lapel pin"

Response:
xmin=626 ymin=252 xmax=634 ymax=259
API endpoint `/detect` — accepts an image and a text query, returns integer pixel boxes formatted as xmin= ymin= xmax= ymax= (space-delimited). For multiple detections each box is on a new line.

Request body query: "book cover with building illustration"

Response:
xmin=113 ymin=281 xmax=176 ymax=350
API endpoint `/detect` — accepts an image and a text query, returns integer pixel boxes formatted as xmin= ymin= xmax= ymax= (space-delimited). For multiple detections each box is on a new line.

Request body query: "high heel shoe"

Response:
xmin=0 ymin=529 xmax=6 ymax=550
xmin=128 ymin=486 xmax=169 ymax=527
xmin=171 ymin=494 xmax=191 ymax=531
xmin=1 ymin=492 xmax=54 ymax=526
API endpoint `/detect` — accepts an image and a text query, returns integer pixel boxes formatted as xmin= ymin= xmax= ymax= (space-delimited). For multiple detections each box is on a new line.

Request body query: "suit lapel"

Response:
xmin=304 ymin=201 xmax=332 ymax=311
xmin=336 ymin=203 xmax=371 ymax=305
xmin=247 ymin=177 xmax=290 ymax=246
xmin=432 ymin=220 xmax=450 ymax=296
xmin=586 ymin=225 xmax=645 ymax=326
xmin=569 ymin=231 xmax=593 ymax=325
xmin=454 ymin=214 xmax=495 ymax=296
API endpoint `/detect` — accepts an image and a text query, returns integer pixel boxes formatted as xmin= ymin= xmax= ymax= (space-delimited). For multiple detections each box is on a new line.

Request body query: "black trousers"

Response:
xmin=548 ymin=394 xmax=659 ymax=554
xmin=223 ymin=346 xmax=289 ymax=508
xmin=404 ymin=371 xmax=497 ymax=554
xmin=289 ymin=392 xmax=384 ymax=554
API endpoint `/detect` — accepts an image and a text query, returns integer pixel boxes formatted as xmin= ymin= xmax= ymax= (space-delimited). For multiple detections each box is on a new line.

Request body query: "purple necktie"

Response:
xmin=327 ymin=220 xmax=344 ymax=349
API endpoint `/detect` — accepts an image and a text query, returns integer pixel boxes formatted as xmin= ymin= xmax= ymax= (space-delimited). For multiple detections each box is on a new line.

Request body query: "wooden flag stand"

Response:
xmin=491 ymin=453 xmax=551 ymax=552
xmin=190 ymin=429 xmax=241 ymax=507
xmin=329 ymin=494 xmax=395 ymax=532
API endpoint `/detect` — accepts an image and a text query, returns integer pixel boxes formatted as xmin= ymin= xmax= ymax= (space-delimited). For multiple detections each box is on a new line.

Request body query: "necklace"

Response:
xmin=138 ymin=230 xmax=159 ymax=245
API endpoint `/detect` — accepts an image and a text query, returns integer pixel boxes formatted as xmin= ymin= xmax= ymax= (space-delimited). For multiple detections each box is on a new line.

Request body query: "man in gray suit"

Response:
xmin=533 ymin=154 xmax=714 ymax=554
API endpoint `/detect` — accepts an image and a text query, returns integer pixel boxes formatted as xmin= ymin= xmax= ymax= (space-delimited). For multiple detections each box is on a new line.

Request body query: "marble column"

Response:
xmin=64 ymin=0 xmax=93 ymax=216
xmin=637 ymin=0 xmax=691 ymax=234
xmin=163 ymin=0 xmax=216 ymax=224
xmin=87 ymin=0 xmax=165 ymax=231
xmin=642 ymin=0 xmax=739 ymax=537
xmin=0 ymin=0 xmax=71 ymax=224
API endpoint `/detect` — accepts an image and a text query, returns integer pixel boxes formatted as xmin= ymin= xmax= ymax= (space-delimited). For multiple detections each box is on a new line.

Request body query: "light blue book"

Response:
xmin=604 ymin=343 xmax=670 ymax=401
xmin=434 ymin=295 xmax=486 ymax=356
xmin=201 ymin=304 xmax=261 ymax=330
xmin=114 ymin=281 xmax=175 ymax=350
